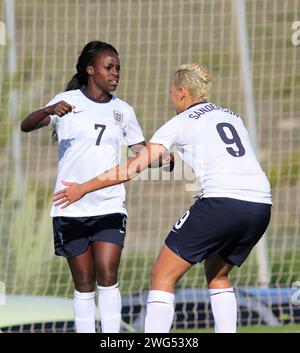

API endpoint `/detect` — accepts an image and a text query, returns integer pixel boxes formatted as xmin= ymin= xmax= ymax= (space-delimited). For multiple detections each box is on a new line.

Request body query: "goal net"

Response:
xmin=0 ymin=0 xmax=299 ymax=332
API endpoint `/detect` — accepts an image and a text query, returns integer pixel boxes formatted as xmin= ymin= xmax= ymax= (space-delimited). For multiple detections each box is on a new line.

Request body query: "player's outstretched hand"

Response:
xmin=162 ymin=152 xmax=175 ymax=172
xmin=44 ymin=101 xmax=75 ymax=117
xmin=53 ymin=181 xmax=85 ymax=208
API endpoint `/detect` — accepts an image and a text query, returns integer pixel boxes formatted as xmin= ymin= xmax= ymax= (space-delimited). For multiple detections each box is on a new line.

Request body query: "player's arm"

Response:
xmin=128 ymin=141 xmax=147 ymax=155
xmin=20 ymin=101 xmax=74 ymax=132
xmin=53 ymin=143 xmax=166 ymax=208
xmin=129 ymin=141 xmax=174 ymax=170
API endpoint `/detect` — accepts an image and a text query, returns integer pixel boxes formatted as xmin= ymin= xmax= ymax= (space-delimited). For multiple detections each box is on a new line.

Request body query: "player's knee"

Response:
xmin=97 ymin=271 xmax=118 ymax=287
xmin=150 ymin=265 xmax=176 ymax=288
xmin=74 ymin=275 xmax=95 ymax=292
xmin=207 ymin=275 xmax=231 ymax=289
xmin=150 ymin=264 xmax=162 ymax=282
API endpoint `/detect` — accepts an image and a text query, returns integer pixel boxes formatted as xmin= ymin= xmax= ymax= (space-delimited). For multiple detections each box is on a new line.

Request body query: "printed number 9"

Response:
xmin=216 ymin=122 xmax=245 ymax=157
xmin=174 ymin=210 xmax=190 ymax=230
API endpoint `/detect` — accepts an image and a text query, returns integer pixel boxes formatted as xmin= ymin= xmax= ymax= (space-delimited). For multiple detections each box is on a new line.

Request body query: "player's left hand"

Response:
xmin=52 ymin=181 xmax=85 ymax=208
xmin=162 ymin=152 xmax=175 ymax=172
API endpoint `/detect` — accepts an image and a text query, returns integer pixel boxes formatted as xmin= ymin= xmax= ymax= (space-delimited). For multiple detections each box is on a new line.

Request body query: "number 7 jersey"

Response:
xmin=150 ymin=102 xmax=272 ymax=204
xmin=47 ymin=89 xmax=145 ymax=217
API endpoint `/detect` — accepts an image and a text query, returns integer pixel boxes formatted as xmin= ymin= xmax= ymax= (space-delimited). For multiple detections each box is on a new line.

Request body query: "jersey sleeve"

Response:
xmin=149 ymin=117 xmax=181 ymax=150
xmin=48 ymin=114 xmax=58 ymax=127
xmin=124 ymin=108 xmax=145 ymax=146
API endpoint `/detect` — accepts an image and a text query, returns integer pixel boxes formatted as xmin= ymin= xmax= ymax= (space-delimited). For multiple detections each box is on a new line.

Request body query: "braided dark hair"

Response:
xmin=65 ymin=41 xmax=118 ymax=91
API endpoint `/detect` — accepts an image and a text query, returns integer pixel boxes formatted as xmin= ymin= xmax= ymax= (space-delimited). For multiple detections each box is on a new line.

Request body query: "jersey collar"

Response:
xmin=186 ymin=101 xmax=208 ymax=111
xmin=80 ymin=88 xmax=113 ymax=103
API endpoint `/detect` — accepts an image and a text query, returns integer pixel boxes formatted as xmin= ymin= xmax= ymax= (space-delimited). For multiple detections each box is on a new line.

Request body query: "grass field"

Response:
xmin=174 ymin=324 xmax=300 ymax=333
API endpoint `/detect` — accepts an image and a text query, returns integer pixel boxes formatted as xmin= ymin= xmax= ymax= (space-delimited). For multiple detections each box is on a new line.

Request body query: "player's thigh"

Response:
xmin=67 ymin=244 xmax=95 ymax=291
xmin=151 ymin=245 xmax=193 ymax=290
xmin=92 ymin=241 xmax=123 ymax=285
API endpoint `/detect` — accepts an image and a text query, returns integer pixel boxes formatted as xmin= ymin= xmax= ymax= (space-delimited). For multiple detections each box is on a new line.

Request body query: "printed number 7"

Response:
xmin=95 ymin=124 xmax=106 ymax=146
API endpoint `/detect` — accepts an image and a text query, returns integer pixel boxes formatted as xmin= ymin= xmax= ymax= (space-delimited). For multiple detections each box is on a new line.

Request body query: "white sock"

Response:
xmin=144 ymin=290 xmax=175 ymax=333
xmin=209 ymin=287 xmax=237 ymax=333
xmin=73 ymin=290 xmax=96 ymax=333
xmin=97 ymin=283 xmax=122 ymax=333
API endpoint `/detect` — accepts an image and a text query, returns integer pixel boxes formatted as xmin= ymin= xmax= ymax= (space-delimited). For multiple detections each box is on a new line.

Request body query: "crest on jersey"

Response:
xmin=113 ymin=110 xmax=123 ymax=126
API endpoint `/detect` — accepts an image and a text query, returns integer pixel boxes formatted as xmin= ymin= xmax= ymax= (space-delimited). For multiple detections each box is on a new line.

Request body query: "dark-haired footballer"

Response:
xmin=21 ymin=41 xmax=173 ymax=333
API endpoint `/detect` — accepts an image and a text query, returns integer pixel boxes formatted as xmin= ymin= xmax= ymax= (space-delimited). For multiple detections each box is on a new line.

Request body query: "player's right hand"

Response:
xmin=44 ymin=100 xmax=75 ymax=117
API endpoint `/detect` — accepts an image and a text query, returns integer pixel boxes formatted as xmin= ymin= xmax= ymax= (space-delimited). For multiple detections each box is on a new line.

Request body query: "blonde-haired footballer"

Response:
xmin=53 ymin=63 xmax=272 ymax=333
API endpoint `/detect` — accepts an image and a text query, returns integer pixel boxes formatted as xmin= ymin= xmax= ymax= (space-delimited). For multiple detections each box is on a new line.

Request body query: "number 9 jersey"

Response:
xmin=46 ymin=89 xmax=145 ymax=217
xmin=150 ymin=102 xmax=272 ymax=204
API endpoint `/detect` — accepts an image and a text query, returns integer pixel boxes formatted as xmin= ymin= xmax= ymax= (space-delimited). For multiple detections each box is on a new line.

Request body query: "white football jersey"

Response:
xmin=150 ymin=102 xmax=272 ymax=204
xmin=47 ymin=89 xmax=145 ymax=217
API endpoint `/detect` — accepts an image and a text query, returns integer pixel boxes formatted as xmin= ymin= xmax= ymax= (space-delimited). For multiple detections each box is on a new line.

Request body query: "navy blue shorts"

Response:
xmin=52 ymin=213 xmax=127 ymax=260
xmin=165 ymin=197 xmax=271 ymax=266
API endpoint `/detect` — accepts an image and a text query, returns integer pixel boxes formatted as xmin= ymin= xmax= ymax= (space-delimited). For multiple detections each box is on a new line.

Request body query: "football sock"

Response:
xmin=73 ymin=290 xmax=96 ymax=333
xmin=97 ymin=283 xmax=122 ymax=333
xmin=144 ymin=290 xmax=175 ymax=332
xmin=209 ymin=287 xmax=237 ymax=333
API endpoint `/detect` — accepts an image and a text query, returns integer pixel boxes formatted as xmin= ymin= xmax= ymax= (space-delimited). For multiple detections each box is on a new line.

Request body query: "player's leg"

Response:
xmin=92 ymin=241 xmax=123 ymax=333
xmin=67 ymin=245 xmax=96 ymax=333
xmin=204 ymin=200 xmax=271 ymax=333
xmin=204 ymin=255 xmax=236 ymax=333
xmin=145 ymin=245 xmax=193 ymax=333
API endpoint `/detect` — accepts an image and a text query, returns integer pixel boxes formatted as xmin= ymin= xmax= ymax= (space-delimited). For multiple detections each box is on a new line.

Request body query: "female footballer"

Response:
xmin=52 ymin=63 xmax=272 ymax=333
xmin=21 ymin=41 xmax=172 ymax=333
